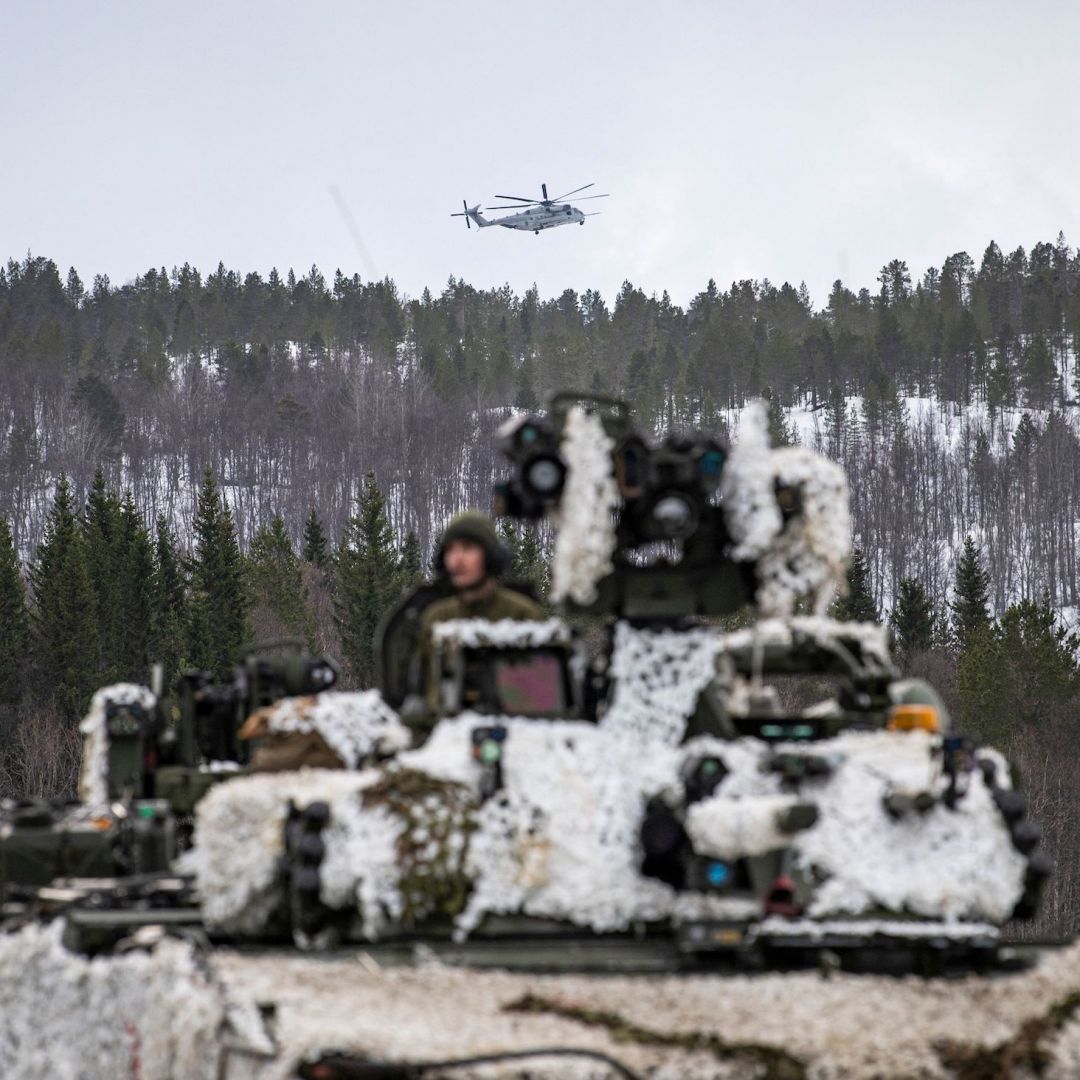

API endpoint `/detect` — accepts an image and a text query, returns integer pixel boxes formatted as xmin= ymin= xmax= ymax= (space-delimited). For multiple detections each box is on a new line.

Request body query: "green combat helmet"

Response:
xmin=433 ymin=511 xmax=510 ymax=577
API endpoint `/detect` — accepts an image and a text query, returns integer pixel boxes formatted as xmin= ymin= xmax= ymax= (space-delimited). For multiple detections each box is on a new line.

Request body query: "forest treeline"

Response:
xmin=3 ymin=231 xmax=1080 ymax=933
xmin=1 ymin=235 xmax=1079 ymax=620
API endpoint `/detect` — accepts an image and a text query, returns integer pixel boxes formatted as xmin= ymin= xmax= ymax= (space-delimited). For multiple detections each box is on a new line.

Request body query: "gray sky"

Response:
xmin=3 ymin=1 xmax=1078 ymax=309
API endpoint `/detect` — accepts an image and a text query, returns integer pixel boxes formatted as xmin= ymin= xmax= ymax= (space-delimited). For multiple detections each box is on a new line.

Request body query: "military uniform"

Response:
xmin=414 ymin=511 xmax=544 ymax=722
xmin=418 ymin=584 xmax=544 ymax=715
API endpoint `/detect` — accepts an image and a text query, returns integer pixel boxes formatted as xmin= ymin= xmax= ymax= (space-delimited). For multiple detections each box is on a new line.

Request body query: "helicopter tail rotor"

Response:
xmin=450 ymin=200 xmax=475 ymax=229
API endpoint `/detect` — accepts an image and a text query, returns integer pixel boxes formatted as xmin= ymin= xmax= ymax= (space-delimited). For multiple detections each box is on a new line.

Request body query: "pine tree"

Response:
xmin=951 ymin=536 xmax=992 ymax=648
xmin=833 ymin=548 xmax=878 ymax=622
xmin=890 ymin=577 xmax=936 ymax=661
xmin=334 ymin=472 xmax=402 ymax=686
xmin=249 ymin=512 xmax=316 ymax=646
xmin=301 ymin=505 xmax=329 ymax=568
xmin=187 ymin=467 xmax=251 ymax=675
xmin=0 ymin=517 xmax=29 ymax=703
xmin=30 ymin=475 xmax=100 ymax=718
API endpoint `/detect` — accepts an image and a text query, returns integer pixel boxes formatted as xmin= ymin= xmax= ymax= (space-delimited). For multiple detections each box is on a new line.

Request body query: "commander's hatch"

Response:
xmin=431 ymin=619 xmax=584 ymax=719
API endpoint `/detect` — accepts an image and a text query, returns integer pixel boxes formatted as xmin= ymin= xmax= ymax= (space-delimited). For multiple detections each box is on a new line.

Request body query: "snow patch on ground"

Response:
xmin=204 ymin=938 xmax=1080 ymax=1080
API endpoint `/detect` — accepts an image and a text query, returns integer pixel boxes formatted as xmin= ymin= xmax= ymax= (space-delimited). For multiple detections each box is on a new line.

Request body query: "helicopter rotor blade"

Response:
xmin=495 ymin=194 xmax=537 ymax=203
xmin=487 ymin=203 xmax=534 ymax=210
xmin=542 ymin=183 xmax=548 ymax=200
xmin=448 ymin=200 xmax=473 ymax=228
xmin=572 ymin=194 xmax=610 ymax=201
xmin=551 ymin=182 xmax=594 ymax=202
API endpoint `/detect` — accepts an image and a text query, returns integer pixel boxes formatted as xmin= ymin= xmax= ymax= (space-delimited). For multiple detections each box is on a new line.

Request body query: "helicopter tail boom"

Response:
xmin=450 ymin=202 xmax=492 ymax=229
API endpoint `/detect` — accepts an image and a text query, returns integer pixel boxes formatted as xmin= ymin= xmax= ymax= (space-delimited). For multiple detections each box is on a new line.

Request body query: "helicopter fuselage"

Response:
xmin=471 ymin=203 xmax=586 ymax=232
xmin=453 ymin=182 xmax=606 ymax=233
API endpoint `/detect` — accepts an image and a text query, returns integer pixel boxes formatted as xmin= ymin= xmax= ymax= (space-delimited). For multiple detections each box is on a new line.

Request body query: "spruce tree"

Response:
xmin=499 ymin=518 xmax=549 ymax=597
xmin=998 ymin=598 xmax=1080 ymax=718
xmin=0 ymin=517 xmax=29 ymax=703
xmin=187 ymin=467 xmax=251 ymax=675
xmin=116 ymin=494 xmax=155 ymax=680
xmin=334 ymin=472 xmax=401 ymax=686
xmin=150 ymin=514 xmax=186 ymax=684
xmin=1021 ymin=332 xmax=1056 ymax=408
xmin=301 ymin=505 xmax=329 ymax=568
xmin=833 ymin=548 xmax=878 ymax=623
xmin=957 ymin=598 xmax=1079 ymax=737
xmin=760 ymin=385 xmax=795 ymax=446
xmin=30 ymin=475 xmax=100 ymax=718
xmin=82 ymin=468 xmax=124 ymax=679
xmin=398 ymin=529 xmax=425 ymax=590
xmin=890 ymin=577 xmax=936 ymax=661
xmin=951 ymin=536 xmax=992 ymax=648
xmin=986 ymin=352 xmax=1014 ymax=414
xmin=249 ymin=512 xmax=316 ymax=646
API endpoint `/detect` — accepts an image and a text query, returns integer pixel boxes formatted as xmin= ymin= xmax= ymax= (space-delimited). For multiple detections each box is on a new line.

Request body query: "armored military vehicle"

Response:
xmin=0 ymin=393 xmax=1054 ymax=1078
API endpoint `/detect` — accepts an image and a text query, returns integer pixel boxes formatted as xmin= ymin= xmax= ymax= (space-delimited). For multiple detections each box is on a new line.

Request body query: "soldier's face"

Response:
xmin=444 ymin=539 xmax=488 ymax=590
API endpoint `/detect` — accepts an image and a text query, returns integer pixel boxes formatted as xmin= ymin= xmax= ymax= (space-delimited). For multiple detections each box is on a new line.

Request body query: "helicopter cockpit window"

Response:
xmin=493 ymin=651 xmax=566 ymax=714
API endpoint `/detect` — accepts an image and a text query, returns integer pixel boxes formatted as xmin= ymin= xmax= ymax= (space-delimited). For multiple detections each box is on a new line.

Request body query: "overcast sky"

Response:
xmin=3 ymin=1 xmax=1078 ymax=309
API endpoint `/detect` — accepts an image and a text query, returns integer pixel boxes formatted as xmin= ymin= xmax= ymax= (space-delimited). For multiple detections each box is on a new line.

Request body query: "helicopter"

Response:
xmin=451 ymin=182 xmax=609 ymax=235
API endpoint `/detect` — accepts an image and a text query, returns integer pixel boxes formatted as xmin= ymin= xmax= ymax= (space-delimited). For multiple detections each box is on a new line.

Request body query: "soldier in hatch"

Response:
xmin=417 ymin=511 xmax=544 ymax=714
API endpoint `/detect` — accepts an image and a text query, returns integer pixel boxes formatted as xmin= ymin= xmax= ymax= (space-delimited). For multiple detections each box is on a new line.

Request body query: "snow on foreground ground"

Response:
xmin=2 ymin=920 xmax=1080 ymax=1079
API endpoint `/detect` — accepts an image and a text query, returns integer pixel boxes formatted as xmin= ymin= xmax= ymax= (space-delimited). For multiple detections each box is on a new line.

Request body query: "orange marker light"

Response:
xmin=887 ymin=704 xmax=940 ymax=733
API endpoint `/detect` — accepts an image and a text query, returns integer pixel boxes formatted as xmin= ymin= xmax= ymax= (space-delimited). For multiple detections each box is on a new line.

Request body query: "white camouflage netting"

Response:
xmin=431 ymin=617 xmax=571 ymax=649
xmin=256 ymin=690 xmax=411 ymax=768
xmin=191 ymin=620 xmax=1026 ymax=937
xmin=78 ymin=682 xmax=158 ymax=806
xmin=0 ymin=921 xmax=225 ymax=1080
xmin=601 ymin=622 xmax=723 ymax=744
xmin=683 ymin=728 xmax=1027 ymax=922
xmin=190 ymin=769 xmax=384 ymax=934
xmin=715 ymin=615 xmax=894 ymax=671
xmin=721 ymin=399 xmax=851 ymax=616
xmin=549 ymin=404 xmax=619 ymax=605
